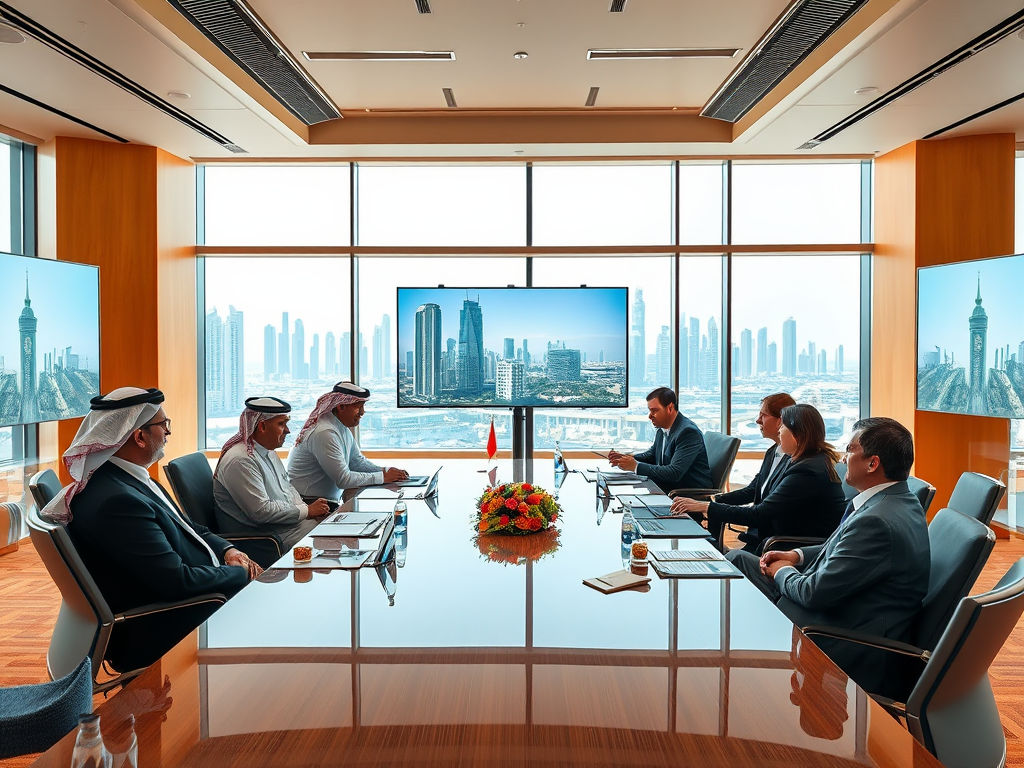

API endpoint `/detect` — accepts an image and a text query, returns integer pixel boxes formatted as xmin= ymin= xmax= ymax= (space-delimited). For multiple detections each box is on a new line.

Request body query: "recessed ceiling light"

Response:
xmin=513 ymin=51 xmax=529 ymax=59
xmin=303 ymin=50 xmax=456 ymax=61
xmin=1018 ymin=28 xmax=1024 ymax=40
xmin=587 ymin=48 xmax=740 ymax=60
xmin=514 ymin=150 xmax=525 ymax=155
xmin=415 ymin=0 xmax=431 ymax=13
xmin=443 ymin=88 xmax=457 ymax=108
xmin=0 ymin=23 xmax=26 ymax=45
xmin=167 ymin=90 xmax=191 ymax=99
xmin=585 ymin=87 xmax=600 ymax=107
xmin=609 ymin=0 xmax=628 ymax=11
xmin=854 ymin=86 xmax=878 ymax=95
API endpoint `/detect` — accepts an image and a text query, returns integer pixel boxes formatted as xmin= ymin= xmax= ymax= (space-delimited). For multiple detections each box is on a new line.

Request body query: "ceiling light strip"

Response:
xmin=588 ymin=48 xmax=740 ymax=60
xmin=0 ymin=0 xmax=240 ymax=149
xmin=924 ymin=89 xmax=1024 ymax=140
xmin=800 ymin=7 xmax=1024 ymax=148
xmin=585 ymin=87 xmax=600 ymax=107
xmin=0 ymin=82 xmax=128 ymax=142
xmin=303 ymin=51 xmax=456 ymax=61
xmin=443 ymin=88 xmax=457 ymax=108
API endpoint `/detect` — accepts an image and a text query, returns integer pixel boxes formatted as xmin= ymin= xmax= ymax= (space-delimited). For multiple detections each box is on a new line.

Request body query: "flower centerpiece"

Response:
xmin=475 ymin=482 xmax=560 ymax=535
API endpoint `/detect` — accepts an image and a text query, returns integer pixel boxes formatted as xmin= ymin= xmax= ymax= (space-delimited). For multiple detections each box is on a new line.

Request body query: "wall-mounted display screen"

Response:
xmin=397 ymin=287 xmax=628 ymax=408
xmin=0 ymin=252 xmax=100 ymax=427
xmin=917 ymin=253 xmax=1024 ymax=419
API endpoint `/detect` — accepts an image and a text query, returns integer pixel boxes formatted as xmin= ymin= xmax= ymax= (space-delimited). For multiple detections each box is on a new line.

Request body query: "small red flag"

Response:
xmin=486 ymin=417 xmax=497 ymax=460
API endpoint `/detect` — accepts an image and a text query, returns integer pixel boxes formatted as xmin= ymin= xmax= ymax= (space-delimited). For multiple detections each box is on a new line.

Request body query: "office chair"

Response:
xmin=0 ymin=657 xmax=92 ymax=758
xmin=668 ymin=431 xmax=741 ymax=501
xmin=906 ymin=476 xmax=937 ymax=515
xmin=164 ymin=452 xmax=283 ymax=568
xmin=28 ymin=468 xmax=63 ymax=512
xmin=27 ymin=505 xmax=228 ymax=693
xmin=881 ymin=558 xmax=1024 ymax=768
xmin=947 ymin=471 xmax=1006 ymax=526
xmin=802 ymin=507 xmax=995 ymax=703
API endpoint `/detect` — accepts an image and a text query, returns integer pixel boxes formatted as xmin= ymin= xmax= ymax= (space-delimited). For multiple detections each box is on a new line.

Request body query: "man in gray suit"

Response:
xmin=728 ymin=417 xmax=929 ymax=696
xmin=609 ymin=387 xmax=712 ymax=494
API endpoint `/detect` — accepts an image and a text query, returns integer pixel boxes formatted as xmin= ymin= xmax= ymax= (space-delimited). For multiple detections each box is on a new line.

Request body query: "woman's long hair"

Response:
xmin=780 ymin=404 xmax=840 ymax=482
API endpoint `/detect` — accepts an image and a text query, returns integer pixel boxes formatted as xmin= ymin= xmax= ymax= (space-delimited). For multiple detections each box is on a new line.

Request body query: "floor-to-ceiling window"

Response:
xmin=198 ymin=160 xmax=870 ymax=459
xmin=1013 ymin=155 xmax=1023 ymax=456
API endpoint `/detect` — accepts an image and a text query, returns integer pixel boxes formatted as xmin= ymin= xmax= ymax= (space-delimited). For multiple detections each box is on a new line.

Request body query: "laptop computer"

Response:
xmin=412 ymin=466 xmax=442 ymax=499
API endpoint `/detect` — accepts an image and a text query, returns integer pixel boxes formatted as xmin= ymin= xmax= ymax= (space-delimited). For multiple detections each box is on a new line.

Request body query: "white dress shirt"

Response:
xmin=214 ymin=442 xmax=309 ymax=529
xmin=761 ymin=445 xmax=786 ymax=495
xmin=287 ymin=412 xmax=384 ymax=500
xmin=109 ymin=457 xmax=219 ymax=565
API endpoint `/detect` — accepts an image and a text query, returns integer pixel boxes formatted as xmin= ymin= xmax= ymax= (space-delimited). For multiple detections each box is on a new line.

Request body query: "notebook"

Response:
xmin=649 ymin=549 xmax=725 ymax=562
xmin=649 ymin=559 xmax=741 ymax=579
xmin=583 ymin=569 xmax=652 ymax=594
xmin=288 ymin=549 xmax=376 ymax=570
xmin=313 ymin=515 xmax=387 ymax=538
xmin=634 ymin=516 xmax=711 ymax=539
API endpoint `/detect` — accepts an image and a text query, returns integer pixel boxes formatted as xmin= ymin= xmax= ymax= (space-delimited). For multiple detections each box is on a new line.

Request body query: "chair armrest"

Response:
xmin=761 ymin=535 xmax=826 ymax=552
xmin=801 ymin=624 xmax=929 ymax=660
xmin=114 ymin=593 xmax=227 ymax=622
xmin=221 ymin=533 xmax=284 ymax=568
xmin=667 ymin=488 xmax=720 ymax=499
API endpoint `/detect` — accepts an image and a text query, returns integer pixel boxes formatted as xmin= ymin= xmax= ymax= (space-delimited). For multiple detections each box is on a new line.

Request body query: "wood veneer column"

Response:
xmin=873 ymin=133 xmax=1013 ymax=516
xmin=36 ymin=137 xmax=197 ymax=482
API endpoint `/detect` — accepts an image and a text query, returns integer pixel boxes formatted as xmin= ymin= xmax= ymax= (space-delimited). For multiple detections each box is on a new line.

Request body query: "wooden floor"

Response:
xmin=4 ymin=534 xmax=1024 ymax=767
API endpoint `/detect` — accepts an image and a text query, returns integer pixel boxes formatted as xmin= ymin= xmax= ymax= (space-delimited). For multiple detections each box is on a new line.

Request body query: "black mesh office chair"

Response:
xmin=947 ymin=471 xmax=1006 ymax=526
xmin=668 ymin=431 xmax=741 ymax=501
xmin=803 ymin=507 xmax=995 ymax=702
xmin=164 ymin=452 xmax=282 ymax=568
xmin=0 ymin=657 xmax=93 ymax=758
xmin=27 ymin=470 xmax=229 ymax=693
xmin=886 ymin=558 xmax=1024 ymax=768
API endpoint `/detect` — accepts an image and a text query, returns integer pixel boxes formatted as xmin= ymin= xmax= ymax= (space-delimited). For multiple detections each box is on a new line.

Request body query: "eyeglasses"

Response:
xmin=140 ymin=418 xmax=171 ymax=432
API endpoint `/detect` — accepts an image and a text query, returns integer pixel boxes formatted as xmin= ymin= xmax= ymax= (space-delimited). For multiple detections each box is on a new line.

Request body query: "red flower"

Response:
xmin=550 ymin=512 xmax=558 ymax=521
xmin=500 ymin=515 xmax=510 ymax=525
xmin=480 ymin=503 xmax=489 ymax=514
xmin=515 ymin=516 xmax=532 ymax=530
xmin=522 ymin=483 xmax=533 ymax=491
xmin=526 ymin=493 xmax=543 ymax=506
xmin=505 ymin=497 xmax=519 ymax=510
xmin=528 ymin=517 xmax=542 ymax=530
xmin=518 ymin=502 xmax=529 ymax=513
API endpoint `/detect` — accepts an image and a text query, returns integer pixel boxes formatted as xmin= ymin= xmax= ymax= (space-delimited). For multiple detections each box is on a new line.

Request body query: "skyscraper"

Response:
xmin=340 ymin=332 xmax=351 ymax=377
xmin=372 ymin=325 xmax=383 ymax=381
xmin=292 ymin=319 xmax=305 ymax=380
xmin=382 ymin=314 xmax=391 ymax=379
xmin=655 ymin=325 xmax=671 ymax=385
xmin=406 ymin=351 xmax=413 ymax=375
xmin=457 ymin=297 xmax=484 ymax=394
xmin=688 ymin=317 xmax=699 ymax=388
xmin=968 ymin=274 xmax=989 ymax=414
xmin=679 ymin=318 xmax=688 ymax=388
xmin=18 ymin=273 xmax=38 ymax=423
xmin=768 ymin=342 xmax=777 ymax=374
xmin=522 ymin=339 xmax=530 ymax=368
xmin=325 ymin=332 xmax=336 ymax=376
xmin=757 ymin=327 xmax=768 ymax=374
xmin=226 ymin=306 xmax=244 ymax=412
xmin=310 ymin=333 xmax=320 ymax=380
xmin=731 ymin=345 xmax=740 ymax=378
xmin=205 ymin=308 xmax=225 ymax=415
xmin=415 ymin=303 xmax=442 ymax=399
xmin=739 ymin=328 xmax=752 ymax=378
xmin=782 ymin=317 xmax=797 ymax=377
xmin=359 ymin=333 xmax=367 ymax=378
xmin=808 ymin=341 xmax=817 ymax=372
xmin=629 ymin=289 xmax=646 ymax=385
xmin=817 ymin=349 xmax=827 ymax=373
xmin=278 ymin=312 xmax=290 ymax=378
xmin=706 ymin=316 xmax=719 ymax=388
xmin=503 ymin=338 xmax=514 ymax=360
xmin=496 ymin=359 xmax=524 ymax=400
xmin=836 ymin=344 xmax=844 ymax=374
xmin=263 ymin=324 xmax=276 ymax=381
xmin=547 ymin=347 xmax=581 ymax=381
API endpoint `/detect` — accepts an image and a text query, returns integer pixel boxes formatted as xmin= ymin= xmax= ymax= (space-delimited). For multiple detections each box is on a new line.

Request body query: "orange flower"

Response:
xmin=526 ymin=493 xmax=543 ymax=505
xmin=528 ymin=517 xmax=542 ymax=530
xmin=515 ymin=516 xmax=532 ymax=530
xmin=517 ymin=502 xmax=529 ymax=513
xmin=505 ymin=497 xmax=519 ymax=510
xmin=490 ymin=499 xmax=503 ymax=512
xmin=479 ymin=520 xmax=489 ymax=532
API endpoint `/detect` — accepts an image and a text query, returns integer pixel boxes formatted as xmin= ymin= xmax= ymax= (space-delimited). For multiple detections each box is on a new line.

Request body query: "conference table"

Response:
xmin=31 ymin=459 xmax=942 ymax=768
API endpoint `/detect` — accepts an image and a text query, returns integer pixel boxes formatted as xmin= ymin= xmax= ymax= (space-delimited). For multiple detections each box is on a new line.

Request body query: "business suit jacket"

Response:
xmin=633 ymin=413 xmax=712 ymax=494
xmin=775 ymin=481 xmax=930 ymax=696
xmin=710 ymin=444 xmax=789 ymax=547
xmin=67 ymin=462 xmax=249 ymax=671
xmin=707 ymin=451 xmax=844 ymax=551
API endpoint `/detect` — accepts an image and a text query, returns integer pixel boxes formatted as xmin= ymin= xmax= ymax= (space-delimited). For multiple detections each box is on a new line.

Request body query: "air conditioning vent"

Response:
xmin=609 ymin=0 xmax=628 ymax=12
xmin=167 ymin=0 xmax=340 ymax=125
xmin=416 ymin=0 xmax=432 ymax=13
xmin=702 ymin=0 xmax=869 ymax=123
xmin=801 ymin=7 xmax=1024 ymax=147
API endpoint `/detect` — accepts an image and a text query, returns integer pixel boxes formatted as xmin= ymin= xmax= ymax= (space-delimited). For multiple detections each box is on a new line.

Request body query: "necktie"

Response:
xmin=840 ymin=500 xmax=856 ymax=525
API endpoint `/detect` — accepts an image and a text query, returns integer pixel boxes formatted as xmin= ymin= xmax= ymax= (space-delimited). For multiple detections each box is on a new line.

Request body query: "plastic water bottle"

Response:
xmin=620 ymin=501 xmax=636 ymax=548
xmin=393 ymin=491 xmax=407 ymax=533
xmin=554 ymin=440 xmax=566 ymax=474
xmin=105 ymin=714 xmax=137 ymax=768
xmin=71 ymin=714 xmax=109 ymax=768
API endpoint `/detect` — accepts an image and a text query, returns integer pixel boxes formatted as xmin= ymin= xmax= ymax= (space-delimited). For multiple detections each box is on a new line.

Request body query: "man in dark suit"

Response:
xmin=728 ymin=417 xmax=930 ymax=696
xmin=51 ymin=387 xmax=258 ymax=672
xmin=608 ymin=387 xmax=712 ymax=494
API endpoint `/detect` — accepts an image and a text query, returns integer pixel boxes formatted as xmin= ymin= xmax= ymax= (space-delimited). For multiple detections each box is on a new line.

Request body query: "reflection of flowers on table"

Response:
xmin=476 ymin=527 xmax=561 ymax=565
xmin=474 ymin=482 xmax=560 ymax=535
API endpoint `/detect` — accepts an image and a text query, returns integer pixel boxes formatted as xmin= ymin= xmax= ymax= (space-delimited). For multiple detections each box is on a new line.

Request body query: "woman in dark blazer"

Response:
xmin=671 ymin=403 xmax=846 ymax=552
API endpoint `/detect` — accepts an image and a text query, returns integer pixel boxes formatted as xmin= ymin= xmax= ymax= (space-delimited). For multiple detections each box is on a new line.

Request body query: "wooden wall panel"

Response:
xmin=873 ymin=133 xmax=1014 ymax=517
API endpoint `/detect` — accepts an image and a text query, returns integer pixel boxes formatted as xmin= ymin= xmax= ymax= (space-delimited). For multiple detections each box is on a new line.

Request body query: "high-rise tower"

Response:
xmin=756 ymin=327 xmax=768 ymax=374
xmin=782 ymin=318 xmax=797 ymax=377
xmin=415 ymin=303 xmax=442 ymax=399
xmin=278 ymin=312 xmax=290 ymax=377
xmin=18 ymin=272 xmax=38 ymax=423
xmin=226 ymin=307 xmax=244 ymax=411
xmin=629 ymin=289 xmax=646 ymax=385
xmin=968 ymin=274 xmax=989 ymax=414
xmin=263 ymin=324 xmax=276 ymax=381
xmin=457 ymin=297 xmax=484 ymax=394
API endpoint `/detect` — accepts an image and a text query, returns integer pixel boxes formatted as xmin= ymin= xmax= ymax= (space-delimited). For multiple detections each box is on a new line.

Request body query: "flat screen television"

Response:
xmin=0 ymin=252 xmax=100 ymax=427
xmin=917 ymin=253 xmax=1024 ymax=419
xmin=397 ymin=287 xmax=628 ymax=408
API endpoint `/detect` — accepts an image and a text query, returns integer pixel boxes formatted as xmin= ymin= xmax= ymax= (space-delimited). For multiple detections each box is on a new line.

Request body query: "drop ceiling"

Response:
xmin=0 ymin=0 xmax=1022 ymax=159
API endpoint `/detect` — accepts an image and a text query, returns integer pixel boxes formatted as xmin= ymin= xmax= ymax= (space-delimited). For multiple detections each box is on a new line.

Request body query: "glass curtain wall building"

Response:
xmin=199 ymin=161 xmax=870 ymax=454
